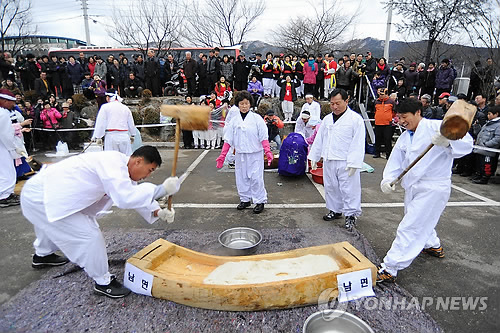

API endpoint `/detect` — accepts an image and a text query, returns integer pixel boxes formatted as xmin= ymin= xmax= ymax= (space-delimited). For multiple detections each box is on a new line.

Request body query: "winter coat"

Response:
xmin=119 ymin=63 xmax=132 ymax=84
xmin=315 ymin=60 xmax=325 ymax=80
xmin=264 ymin=114 xmax=284 ymax=139
xmin=364 ymin=58 xmax=377 ymax=79
xmin=422 ymin=106 xmax=444 ymax=120
xmin=473 ymin=118 xmax=500 ymax=157
xmin=144 ymin=56 xmax=159 ymax=78
xmin=87 ymin=62 xmax=96 ymax=77
xmin=278 ymin=78 xmax=299 ymax=101
xmin=374 ymin=96 xmax=396 ymax=126
xmin=435 ymin=66 xmax=454 ymax=90
xmin=66 ymin=62 xmax=84 ymax=84
xmin=109 ymin=65 xmax=120 ymax=86
xmin=133 ymin=61 xmax=145 ymax=81
xmin=220 ymin=61 xmax=234 ymax=81
xmin=404 ymin=69 xmax=419 ymax=93
xmin=335 ymin=66 xmax=355 ymax=87
xmin=375 ymin=64 xmax=390 ymax=80
xmin=48 ymin=60 xmax=61 ymax=87
xmin=247 ymin=80 xmax=264 ymax=96
xmin=165 ymin=60 xmax=179 ymax=81
xmin=94 ymin=62 xmax=107 ymax=79
xmin=233 ymin=59 xmax=251 ymax=83
xmin=182 ymin=59 xmax=198 ymax=79
xmin=40 ymin=108 xmax=62 ymax=129
xmin=421 ymin=69 xmax=436 ymax=92
xmin=303 ymin=62 xmax=318 ymax=84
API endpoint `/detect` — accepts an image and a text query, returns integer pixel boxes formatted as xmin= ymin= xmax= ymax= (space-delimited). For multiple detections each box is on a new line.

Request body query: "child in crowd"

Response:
xmin=471 ymin=106 xmax=500 ymax=184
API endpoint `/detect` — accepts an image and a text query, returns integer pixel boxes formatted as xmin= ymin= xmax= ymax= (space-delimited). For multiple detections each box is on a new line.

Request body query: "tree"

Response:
xmin=185 ymin=0 xmax=265 ymax=47
xmin=0 ymin=0 xmax=35 ymax=56
xmin=384 ymin=0 xmax=484 ymax=64
xmin=108 ymin=0 xmax=183 ymax=57
xmin=273 ymin=0 xmax=358 ymax=57
xmin=460 ymin=0 xmax=500 ymax=97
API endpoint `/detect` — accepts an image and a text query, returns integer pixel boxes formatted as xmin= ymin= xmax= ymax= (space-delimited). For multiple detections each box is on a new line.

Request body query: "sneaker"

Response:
xmin=194 ymin=145 xmax=199 ymax=149
xmin=372 ymin=154 xmax=381 ymax=158
xmin=32 ymin=253 xmax=70 ymax=268
xmin=236 ymin=201 xmax=251 ymax=210
xmin=94 ymin=275 xmax=131 ymax=298
xmin=473 ymin=177 xmax=489 ymax=184
xmin=228 ymin=163 xmax=235 ymax=169
xmin=460 ymin=172 xmax=472 ymax=177
xmin=422 ymin=246 xmax=445 ymax=258
xmin=0 ymin=194 xmax=20 ymax=208
xmin=376 ymin=265 xmax=396 ymax=283
xmin=323 ymin=211 xmax=342 ymax=221
xmin=253 ymin=203 xmax=264 ymax=214
xmin=469 ymin=173 xmax=481 ymax=181
xmin=344 ymin=216 xmax=356 ymax=231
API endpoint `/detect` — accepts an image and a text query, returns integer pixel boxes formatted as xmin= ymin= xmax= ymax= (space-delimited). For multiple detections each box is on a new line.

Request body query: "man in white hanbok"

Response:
xmin=294 ymin=111 xmax=318 ymax=141
xmin=308 ymin=89 xmax=365 ymax=231
xmin=0 ymin=90 xmax=22 ymax=207
xmin=92 ymin=89 xmax=136 ymax=156
xmin=377 ymin=99 xmax=473 ymax=283
xmin=301 ymin=94 xmax=321 ymax=123
xmin=21 ymin=146 xmax=181 ymax=298
xmin=216 ymin=91 xmax=273 ymax=214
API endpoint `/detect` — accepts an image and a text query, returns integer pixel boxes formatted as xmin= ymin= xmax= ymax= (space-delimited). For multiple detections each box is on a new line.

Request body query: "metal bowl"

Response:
xmin=218 ymin=227 xmax=262 ymax=256
xmin=303 ymin=310 xmax=374 ymax=333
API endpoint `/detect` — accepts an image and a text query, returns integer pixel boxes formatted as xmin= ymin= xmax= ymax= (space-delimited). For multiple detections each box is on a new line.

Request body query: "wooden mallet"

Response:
xmin=160 ymin=105 xmax=210 ymax=222
xmin=390 ymin=100 xmax=477 ymax=186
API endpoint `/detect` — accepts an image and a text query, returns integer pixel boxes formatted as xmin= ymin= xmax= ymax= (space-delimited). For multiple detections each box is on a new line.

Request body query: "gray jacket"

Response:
xmin=473 ymin=118 xmax=500 ymax=156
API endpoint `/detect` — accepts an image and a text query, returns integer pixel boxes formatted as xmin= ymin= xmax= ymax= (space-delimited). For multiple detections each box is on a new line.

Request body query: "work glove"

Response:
xmin=95 ymin=138 xmax=103 ymax=146
xmin=311 ymin=161 xmax=318 ymax=170
xmin=158 ymin=208 xmax=175 ymax=224
xmin=345 ymin=167 xmax=358 ymax=177
xmin=162 ymin=176 xmax=181 ymax=196
xmin=130 ymin=136 xmax=135 ymax=144
xmin=431 ymin=131 xmax=450 ymax=147
xmin=216 ymin=142 xmax=231 ymax=168
xmin=380 ymin=180 xmax=396 ymax=194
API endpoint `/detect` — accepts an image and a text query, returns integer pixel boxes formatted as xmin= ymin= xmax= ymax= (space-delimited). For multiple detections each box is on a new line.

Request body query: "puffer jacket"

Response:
xmin=40 ymin=108 xmax=62 ymax=129
xmin=435 ymin=66 xmax=454 ymax=89
xmin=473 ymin=117 xmax=500 ymax=157
xmin=220 ymin=61 xmax=233 ymax=81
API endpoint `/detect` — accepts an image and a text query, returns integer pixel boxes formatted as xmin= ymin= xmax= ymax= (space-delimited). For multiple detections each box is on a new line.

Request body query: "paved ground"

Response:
xmin=1 ymin=148 xmax=499 ymax=332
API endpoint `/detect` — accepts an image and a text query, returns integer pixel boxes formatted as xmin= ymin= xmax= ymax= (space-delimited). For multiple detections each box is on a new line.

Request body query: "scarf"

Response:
xmin=307 ymin=59 xmax=315 ymax=71
xmin=377 ymin=63 xmax=386 ymax=71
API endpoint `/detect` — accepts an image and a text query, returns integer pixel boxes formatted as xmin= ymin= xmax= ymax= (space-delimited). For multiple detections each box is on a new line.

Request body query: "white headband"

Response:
xmin=0 ymin=93 xmax=16 ymax=101
xmin=305 ymin=94 xmax=314 ymax=98
xmin=105 ymin=91 xmax=123 ymax=103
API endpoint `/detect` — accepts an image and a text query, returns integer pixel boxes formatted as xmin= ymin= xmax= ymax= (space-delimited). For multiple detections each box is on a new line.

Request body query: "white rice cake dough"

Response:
xmin=203 ymin=254 xmax=339 ymax=285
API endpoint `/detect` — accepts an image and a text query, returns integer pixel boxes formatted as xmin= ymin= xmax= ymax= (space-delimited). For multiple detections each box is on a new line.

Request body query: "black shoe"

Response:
xmin=32 ymin=253 xmax=70 ymax=268
xmin=345 ymin=216 xmax=357 ymax=231
xmin=473 ymin=177 xmax=489 ymax=184
xmin=469 ymin=174 xmax=481 ymax=181
xmin=0 ymin=194 xmax=20 ymax=208
xmin=323 ymin=211 xmax=342 ymax=221
xmin=94 ymin=275 xmax=131 ymax=298
xmin=372 ymin=154 xmax=381 ymax=158
xmin=253 ymin=203 xmax=264 ymax=214
xmin=452 ymin=168 xmax=462 ymax=174
xmin=460 ymin=172 xmax=472 ymax=177
xmin=237 ymin=201 xmax=251 ymax=210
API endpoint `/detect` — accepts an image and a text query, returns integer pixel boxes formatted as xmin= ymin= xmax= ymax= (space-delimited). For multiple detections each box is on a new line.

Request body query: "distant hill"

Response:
xmin=242 ymin=37 xmax=493 ymax=73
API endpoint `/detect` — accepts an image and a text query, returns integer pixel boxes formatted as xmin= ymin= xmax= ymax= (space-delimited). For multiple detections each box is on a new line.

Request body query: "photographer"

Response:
xmin=263 ymin=110 xmax=284 ymax=151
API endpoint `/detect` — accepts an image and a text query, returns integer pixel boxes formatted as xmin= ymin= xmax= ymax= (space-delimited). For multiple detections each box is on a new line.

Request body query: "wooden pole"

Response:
xmin=390 ymin=143 xmax=434 ymax=187
xmin=167 ymin=120 xmax=181 ymax=210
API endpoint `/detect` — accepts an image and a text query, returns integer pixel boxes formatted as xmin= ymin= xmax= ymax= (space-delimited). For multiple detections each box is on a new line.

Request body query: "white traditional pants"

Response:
xmin=381 ymin=179 xmax=449 ymax=276
xmin=263 ymin=78 xmax=273 ymax=96
xmin=281 ymin=100 xmax=294 ymax=121
xmin=21 ymin=175 xmax=112 ymax=285
xmin=0 ymin=146 xmax=15 ymax=200
xmin=296 ymin=80 xmax=304 ymax=97
xmin=235 ymin=151 xmax=267 ymax=204
xmin=104 ymin=131 xmax=132 ymax=156
xmin=323 ymin=159 xmax=362 ymax=217
xmin=324 ymin=78 xmax=333 ymax=98
xmin=272 ymin=79 xmax=280 ymax=97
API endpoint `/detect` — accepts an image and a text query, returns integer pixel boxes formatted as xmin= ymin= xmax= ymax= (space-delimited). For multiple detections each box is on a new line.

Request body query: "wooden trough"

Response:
xmin=126 ymin=239 xmax=376 ymax=311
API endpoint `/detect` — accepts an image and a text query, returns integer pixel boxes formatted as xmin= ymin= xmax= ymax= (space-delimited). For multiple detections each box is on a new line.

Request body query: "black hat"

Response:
xmin=266 ymin=110 xmax=275 ymax=116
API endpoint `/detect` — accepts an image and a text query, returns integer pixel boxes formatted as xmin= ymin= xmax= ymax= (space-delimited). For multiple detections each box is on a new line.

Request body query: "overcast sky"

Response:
xmin=31 ymin=0 xmax=402 ymax=46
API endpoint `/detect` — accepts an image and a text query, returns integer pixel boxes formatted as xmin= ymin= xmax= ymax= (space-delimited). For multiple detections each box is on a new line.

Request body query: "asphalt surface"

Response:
xmin=1 ymin=148 xmax=499 ymax=332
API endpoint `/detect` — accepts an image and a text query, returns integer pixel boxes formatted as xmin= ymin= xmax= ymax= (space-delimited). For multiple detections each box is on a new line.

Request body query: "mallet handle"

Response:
xmin=167 ymin=120 xmax=181 ymax=210
xmin=390 ymin=143 xmax=434 ymax=187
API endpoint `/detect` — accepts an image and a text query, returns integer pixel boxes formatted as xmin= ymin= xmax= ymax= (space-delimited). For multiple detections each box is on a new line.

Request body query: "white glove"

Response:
xmin=345 ymin=167 xmax=358 ymax=177
xmin=158 ymin=208 xmax=175 ymax=224
xmin=431 ymin=131 xmax=449 ymax=147
xmin=96 ymin=138 xmax=103 ymax=146
xmin=15 ymin=147 xmax=28 ymax=158
xmin=381 ymin=181 xmax=396 ymax=194
xmin=311 ymin=161 xmax=318 ymax=170
xmin=130 ymin=136 xmax=135 ymax=144
xmin=162 ymin=176 xmax=180 ymax=195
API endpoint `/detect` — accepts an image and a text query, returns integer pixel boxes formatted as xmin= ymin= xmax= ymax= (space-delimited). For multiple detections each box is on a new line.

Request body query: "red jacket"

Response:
xmin=374 ymin=96 xmax=396 ymax=126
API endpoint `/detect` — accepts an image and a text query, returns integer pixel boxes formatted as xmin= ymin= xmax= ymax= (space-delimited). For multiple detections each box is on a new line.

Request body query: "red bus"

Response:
xmin=48 ymin=46 xmax=241 ymax=63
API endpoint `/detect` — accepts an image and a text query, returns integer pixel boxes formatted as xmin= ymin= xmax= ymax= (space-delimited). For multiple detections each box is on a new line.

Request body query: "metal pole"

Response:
xmin=384 ymin=6 xmax=392 ymax=61
xmin=81 ymin=0 xmax=91 ymax=45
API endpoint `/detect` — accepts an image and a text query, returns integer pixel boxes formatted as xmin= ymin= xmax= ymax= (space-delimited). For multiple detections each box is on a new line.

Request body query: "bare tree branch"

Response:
xmin=0 ymin=0 xmax=35 ymax=55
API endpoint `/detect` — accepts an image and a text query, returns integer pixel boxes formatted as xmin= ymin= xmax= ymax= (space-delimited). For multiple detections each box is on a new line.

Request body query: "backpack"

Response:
xmin=278 ymin=133 xmax=308 ymax=176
